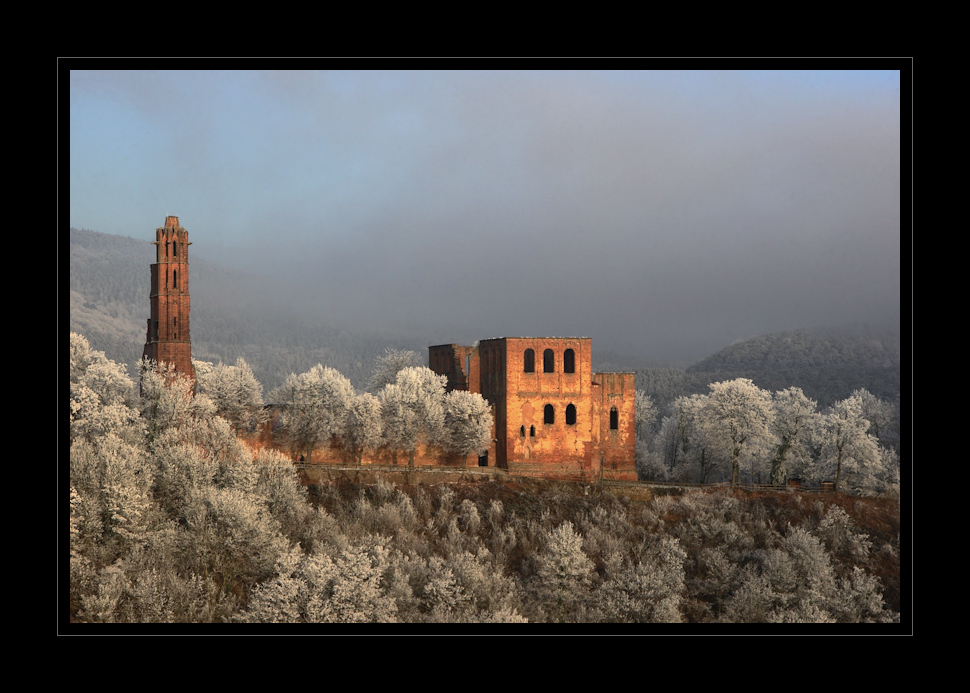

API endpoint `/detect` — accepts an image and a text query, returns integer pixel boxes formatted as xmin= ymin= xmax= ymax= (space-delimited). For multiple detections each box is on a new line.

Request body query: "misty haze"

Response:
xmin=69 ymin=69 xmax=900 ymax=365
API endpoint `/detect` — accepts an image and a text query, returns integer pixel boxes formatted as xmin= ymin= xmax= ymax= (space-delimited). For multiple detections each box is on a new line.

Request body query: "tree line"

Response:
xmin=193 ymin=347 xmax=492 ymax=468
xmin=634 ymin=379 xmax=900 ymax=495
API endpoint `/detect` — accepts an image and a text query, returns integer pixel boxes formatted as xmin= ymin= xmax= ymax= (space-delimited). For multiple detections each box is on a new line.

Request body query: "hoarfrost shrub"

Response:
xmin=394 ymin=490 xmax=419 ymax=531
xmin=239 ymin=572 xmax=305 ymax=624
xmin=457 ymin=499 xmax=481 ymax=536
xmin=255 ymin=448 xmax=312 ymax=547
xmin=694 ymin=547 xmax=737 ymax=618
xmin=595 ymin=536 xmax=687 ymax=623
xmin=139 ymin=357 xmax=214 ymax=448
xmin=421 ymin=556 xmax=471 ymax=620
xmin=79 ymin=562 xmax=128 ymax=623
xmin=372 ymin=474 xmax=396 ymax=504
xmin=816 ymin=505 xmax=873 ymax=563
xmin=532 ymin=521 xmax=594 ymax=621
xmin=833 ymin=566 xmax=896 ymax=623
xmin=69 ymin=333 xmax=143 ymax=445
xmin=151 ymin=438 xmax=218 ymax=518
xmin=781 ymin=525 xmax=838 ymax=610
xmin=240 ymin=541 xmax=399 ymax=623
xmin=181 ymin=487 xmax=288 ymax=590
xmin=445 ymin=549 xmax=522 ymax=619
xmin=71 ymin=433 xmax=155 ymax=561
xmin=305 ymin=541 xmax=398 ymax=623
xmin=235 ymin=548 xmax=308 ymax=623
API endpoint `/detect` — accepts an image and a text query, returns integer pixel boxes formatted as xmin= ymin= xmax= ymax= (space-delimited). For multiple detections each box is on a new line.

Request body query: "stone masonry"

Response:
xmin=429 ymin=338 xmax=636 ymax=479
xmin=142 ymin=215 xmax=195 ymax=384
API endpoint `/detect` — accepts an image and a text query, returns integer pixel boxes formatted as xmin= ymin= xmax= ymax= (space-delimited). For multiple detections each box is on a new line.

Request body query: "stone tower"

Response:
xmin=142 ymin=215 xmax=195 ymax=385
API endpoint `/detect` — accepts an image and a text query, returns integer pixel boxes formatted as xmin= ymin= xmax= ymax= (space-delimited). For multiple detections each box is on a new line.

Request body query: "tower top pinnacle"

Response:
xmin=164 ymin=215 xmax=180 ymax=228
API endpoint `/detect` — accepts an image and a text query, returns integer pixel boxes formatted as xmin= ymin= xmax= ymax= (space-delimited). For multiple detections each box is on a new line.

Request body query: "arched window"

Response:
xmin=530 ymin=425 xmax=535 ymax=437
xmin=544 ymin=404 xmax=555 ymax=424
xmin=543 ymin=349 xmax=554 ymax=373
xmin=566 ymin=403 xmax=577 ymax=425
xmin=520 ymin=425 xmax=526 ymax=437
xmin=564 ymin=348 xmax=575 ymax=373
xmin=524 ymin=348 xmax=535 ymax=373
xmin=173 ymin=269 xmax=178 ymax=289
xmin=610 ymin=407 xmax=619 ymax=431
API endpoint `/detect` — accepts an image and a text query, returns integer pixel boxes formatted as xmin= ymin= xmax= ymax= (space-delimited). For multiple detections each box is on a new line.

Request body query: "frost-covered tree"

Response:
xmin=532 ymin=521 xmax=594 ymax=622
xmin=368 ymin=348 xmax=423 ymax=392
xmin=852 ymin=388 xmax=899 ymax=451
xmin=769 ymin=387 xmax=820 ymax=484
xmin=270 ymin=365 xmax=354 ymax=462
xmin=815 ymin=505 xmax=872 ymax=564
xmin=70 ymin=333 xmax=142 ymax=444
xmin=254 ymin=447 xmax=315 ymax=547
xmin=594 ymin=536 xmax=687 ymax=623
xmin=662 ymin=394 xmax=718 ymax=483
xmin=342 ymin=392 xmax=383 ymax=466
xmin=702 ymin=379 xmax=773 ymax=486
xmin=310 ymin=542 xmax=399 ymax=623
xmin=70 ymin=433 xmax=155 ymax=566
xmin=812 ymin=394 xmax=885 ymax=494
xmin=443 ymin=390 xmax=493 ymax=466
xmin=634 ymin=390 xmax=658 ymax=441
xmin=378 ymin=367 xmax=447 ymax=467
xmin=139 ymin=357 xmax=215 ymax=448
xmin=634 ymin=390 xmax=663 ymax=480
xmin=181 ymin=486 xmax=289 ymax=595
xmin=195 ymin=357 xmax=267 ymax=434
xmin=833 ymin=567 xmax=896 ymax=623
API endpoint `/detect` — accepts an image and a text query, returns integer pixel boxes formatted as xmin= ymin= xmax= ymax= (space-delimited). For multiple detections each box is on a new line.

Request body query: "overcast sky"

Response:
xmin=69 ymin=69 xmax=902 ymax=364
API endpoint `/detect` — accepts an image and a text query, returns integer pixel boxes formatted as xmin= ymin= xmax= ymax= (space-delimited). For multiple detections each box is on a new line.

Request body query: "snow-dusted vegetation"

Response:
xmin=69 ymin=333 xmax=900 ymax=624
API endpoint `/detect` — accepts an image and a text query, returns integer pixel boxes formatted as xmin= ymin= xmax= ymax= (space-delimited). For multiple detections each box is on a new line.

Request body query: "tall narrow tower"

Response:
xmin=142 ymin=215 xmax=195 ymax=385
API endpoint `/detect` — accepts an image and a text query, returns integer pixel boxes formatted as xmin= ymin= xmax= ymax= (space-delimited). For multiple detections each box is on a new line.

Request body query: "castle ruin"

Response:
xmin=429 ymin=338 xmax=636 ymax=479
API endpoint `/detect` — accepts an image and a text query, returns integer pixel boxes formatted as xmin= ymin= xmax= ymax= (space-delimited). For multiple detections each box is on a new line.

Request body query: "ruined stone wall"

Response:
xmin=428 ymin=344 xmax=478 ymax=393
xmin=401 ymin=337 xmax=638 ymax=478
xmin=593 ymin=371 xmax=637 ymax=476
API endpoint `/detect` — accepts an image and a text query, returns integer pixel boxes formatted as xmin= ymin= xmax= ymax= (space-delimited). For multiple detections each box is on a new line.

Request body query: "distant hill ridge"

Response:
xmin=680 ymin=325 xmax=900 ymax=408
xmin=68 ymin=227 xmax=432 ymax=390
xmin=68 ymin=228 xmax=901 ymax=407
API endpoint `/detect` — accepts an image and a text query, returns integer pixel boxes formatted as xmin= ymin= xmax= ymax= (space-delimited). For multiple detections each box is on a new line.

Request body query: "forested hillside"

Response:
xmin=688 ymin=326 xmax=900 ymax=407
xmin=635 ymin=326 xmax=900 ymax=414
